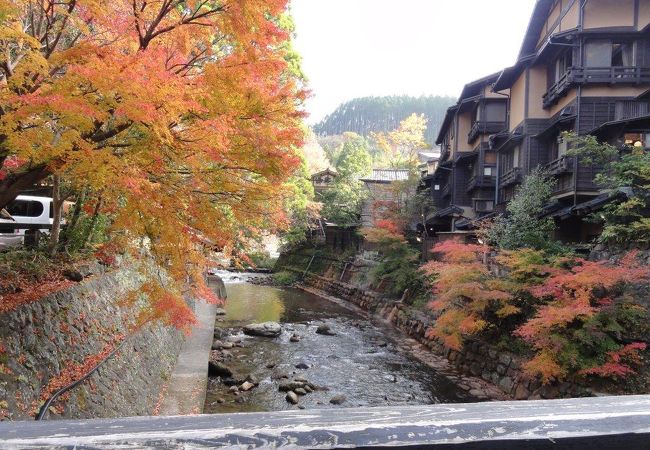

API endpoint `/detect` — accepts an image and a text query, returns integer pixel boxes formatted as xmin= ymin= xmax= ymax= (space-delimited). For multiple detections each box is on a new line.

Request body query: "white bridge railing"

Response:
xmin=2 ymin=395 xmax=650 ymax=448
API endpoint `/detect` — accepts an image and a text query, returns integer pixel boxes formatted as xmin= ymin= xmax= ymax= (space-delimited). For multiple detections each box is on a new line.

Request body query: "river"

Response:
xmin=204 ymin=273 xmax=476 ymax=414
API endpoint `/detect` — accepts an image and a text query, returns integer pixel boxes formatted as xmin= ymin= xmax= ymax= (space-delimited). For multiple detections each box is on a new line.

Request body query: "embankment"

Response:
xmin=0 ymin=264 xmax=189 ymax=420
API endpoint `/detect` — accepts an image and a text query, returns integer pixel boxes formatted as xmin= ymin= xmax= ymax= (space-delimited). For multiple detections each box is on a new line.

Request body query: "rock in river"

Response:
xmin=240 ymin=381 xmax=255 ymax=392
xmin=329 ymin=394 xmax=346 ymax=405
xmin=215 ymin=308 xmax=227 ymax=316
xmin=208 ymin=361 xmax=233 ymax=378
xmin=315 ymin=324 xmax=336 ymax=336
xmin=243 ymin=322 xmax=282 ymax=338
xmin=295 ymin=362 xmax=310 ymax=370
xmin=286 ymin=391 xmax=299 ymax=404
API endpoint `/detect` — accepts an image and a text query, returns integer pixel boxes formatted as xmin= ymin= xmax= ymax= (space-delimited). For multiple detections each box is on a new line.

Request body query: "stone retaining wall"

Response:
xmin=302 ymin=274 xmax=591 ymax=401
xmin=0 ymin=266 xmax=186 ymax=421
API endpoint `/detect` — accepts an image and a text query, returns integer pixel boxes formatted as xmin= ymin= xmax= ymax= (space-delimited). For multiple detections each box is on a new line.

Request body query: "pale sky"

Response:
xmin=292 ymin=0 xmax=537 ymax=123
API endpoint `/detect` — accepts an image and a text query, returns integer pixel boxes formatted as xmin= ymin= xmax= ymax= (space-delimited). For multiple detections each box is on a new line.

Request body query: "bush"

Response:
xmin=424 ymin=243 xmax=650 ymax=385
xmin=272 ymin=271 xmax=299 ymax=286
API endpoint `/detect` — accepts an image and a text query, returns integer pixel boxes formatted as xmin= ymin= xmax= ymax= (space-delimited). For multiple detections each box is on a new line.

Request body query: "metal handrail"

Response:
xmin=35 ymin=334 xmax=133 ymax=420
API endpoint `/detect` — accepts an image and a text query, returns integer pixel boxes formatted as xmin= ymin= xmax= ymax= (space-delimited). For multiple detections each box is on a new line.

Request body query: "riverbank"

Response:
xmin=297 ymin=274 xmax=593 ymax=401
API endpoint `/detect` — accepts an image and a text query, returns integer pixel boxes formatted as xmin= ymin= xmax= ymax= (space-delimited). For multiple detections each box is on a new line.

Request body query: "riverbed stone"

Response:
xmin=243 ymin=322 xmax=282 ymax=338
xmin=286 ymin=391 xmax=299 ymax=404
xmin=290 ymin=334 xmax=301 ymax=342
xmin=295 ymin=388 xmax=307 ymax=396
xmin=279 ymin=381 xmax=305 ymax=392
xmin=240 ymin=381 xmax=255 ymax=392
xmin=316 ymin=324 xmax=336 ymax=336
xmin=329 ymin=394 xmax=346 ymax=405
xmin=215 ymin=308 xmax=227 ymax=316
xmin=208 ymin=361 xmax=233 ymax=378
xmin=295 ymin=362 xmax=310 ymax=370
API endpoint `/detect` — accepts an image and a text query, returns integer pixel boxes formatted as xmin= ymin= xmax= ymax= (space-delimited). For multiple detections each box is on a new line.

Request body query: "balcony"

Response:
xmin=468 ymin=121 xmax=506 ymax=144
xmin=543 ymin=156 xmax=574 ymax=176
xmin=466 ymin=174 xmax=496 ymax=192
xmin=543 ymin=66 xmax=650 ymax=109
xmin=500 ymin=167 xmax=523 ymax=187
xmin=615 ymin=100 xmax=650 ymax=121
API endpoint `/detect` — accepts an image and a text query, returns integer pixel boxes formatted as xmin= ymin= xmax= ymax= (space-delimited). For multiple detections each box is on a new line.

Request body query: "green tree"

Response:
xmin=567 ymin=133 xmax=650 ymax=245
xmin=486 ymin=169 xmax=565 ymax=253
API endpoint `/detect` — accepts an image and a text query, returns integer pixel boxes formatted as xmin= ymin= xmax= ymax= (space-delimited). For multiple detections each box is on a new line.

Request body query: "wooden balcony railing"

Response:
xmin=468 ymin=121 xmax=506 ymax=144
xmin=615 ymin=100 xmax=650 ymax=121
xmin=500 ymin=167 xmax=523 ymax=187
xmin=543 ymin=66 xmax=650 ymax=108
xmin=466 ymin=174 xmax=496 ymax=192
xmin=543 ymin=156 xmax=574 ymax=176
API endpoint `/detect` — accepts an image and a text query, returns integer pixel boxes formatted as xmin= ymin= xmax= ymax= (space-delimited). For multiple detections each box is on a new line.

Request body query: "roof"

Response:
xmin=418 ymin=151 xmax=440 ymax=163
xmin=436 ymin=72 xmax=505 ymax=144
xmin=311 ymin=167 xmax=338 ymax=178
xmin=360 ymin=169 xmax=411 ymax=183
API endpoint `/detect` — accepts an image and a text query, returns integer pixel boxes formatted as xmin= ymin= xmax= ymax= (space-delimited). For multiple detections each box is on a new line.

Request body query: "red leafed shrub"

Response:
xmin=514 ymin=252 xmax=650 ymax=383
xmin=424 ymin=244 xmax=650 ymax=385
xmin=423 ymin=243 xmax=515 ymax=350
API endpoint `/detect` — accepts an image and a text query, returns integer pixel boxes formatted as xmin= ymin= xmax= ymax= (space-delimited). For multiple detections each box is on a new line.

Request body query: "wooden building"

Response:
xmin=424 ymin=73 xmax=508 ymax=233
xmin=491 ymin=0 xmax=650 ymax=243
xmin=360 ymin=169 xmax=412 ymax=228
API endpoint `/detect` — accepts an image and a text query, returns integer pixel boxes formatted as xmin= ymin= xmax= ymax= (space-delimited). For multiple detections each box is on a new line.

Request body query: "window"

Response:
xmin=513 ymin=145 xmax=521 ymax=168
xmin=6 ymin=200 xmax=44 ymax=218
xmin=550 ymin=51 xmax=573 ymax=85
xmin=484 ymin=102 xmax=507 ymax=123
xmin=475 ymin=200 xmax=494 ymax=212
xmin=585 ymin=39 xmax=613 ymax=67
xmin=484 ymin=167 xmax=493 ymax=176
xmin=434 ymin=184 xmax=441 ymax=191
xmin=612 ymin=41 xmax=634 ymax=67
xmin=585 ymin=39 xmax=634 ymax=67
xmin=485 ymin=152 xmax=497 ymax=165
xmin=623 ymin=132 xmax=650 ymax=149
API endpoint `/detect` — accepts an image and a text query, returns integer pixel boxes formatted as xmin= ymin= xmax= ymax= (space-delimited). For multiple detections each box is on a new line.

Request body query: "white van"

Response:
xmin=5 ymin=195 xmax=55 ymax=236
xmin=0 ymin=209 xmax=22 ymax=250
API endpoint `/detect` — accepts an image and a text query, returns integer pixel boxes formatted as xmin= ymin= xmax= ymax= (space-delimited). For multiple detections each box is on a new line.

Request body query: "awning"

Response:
xmin=590 ymin=114 xmax=650 ymax=139
xmin=543 ymin=189 xmax=631 ymax=221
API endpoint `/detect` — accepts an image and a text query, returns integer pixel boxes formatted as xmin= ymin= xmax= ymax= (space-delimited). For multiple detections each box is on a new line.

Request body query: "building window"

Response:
xmin=434 ymin=184 xmax=441 ymax=191
xmin=484 ymin=167 xmax=493 ymax=176
xmin=585 ymin=39 xmax=634 ymax=67
xmin=475 ymin=200 xmax=494 ymax=212
xmin=624 ymin=132 xmax=650 ymax=149
xmin=484 ymin=102 xmax=507 ymax=123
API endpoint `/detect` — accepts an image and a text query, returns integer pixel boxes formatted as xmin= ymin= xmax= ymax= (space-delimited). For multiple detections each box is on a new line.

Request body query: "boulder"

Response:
xmin=240 ymin=381 xmax=255 ymax=392
xmin=295 ymin=362 xmax=310 ymax=370
xmin=243 ymin=322 xmax=282 ymax=338
xmin=329 ymin=394 xmax=346 ymax=405
xmin=294 ymin=388 xmax=307 ymax=396
xmin=316 ymin=324 xmax=336 ymax=336
xmin=286 ymin=391 xmax=299 ymax=404
xmin=208 ymin=361 xmax=233 ymax=378
xmin=290 ymin=334 xmax=301 ymax=343
xmin=279 ymin=381 xmax=305 ymax=392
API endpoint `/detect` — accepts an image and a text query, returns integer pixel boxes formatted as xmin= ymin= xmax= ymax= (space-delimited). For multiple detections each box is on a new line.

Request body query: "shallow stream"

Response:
xmin=203 ymin=273 xmax=475 ymax=413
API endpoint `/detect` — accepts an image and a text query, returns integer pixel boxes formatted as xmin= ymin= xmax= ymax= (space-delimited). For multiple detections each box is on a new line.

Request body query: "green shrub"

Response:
xmin=272 ymin=271 xmax=299 ymax=286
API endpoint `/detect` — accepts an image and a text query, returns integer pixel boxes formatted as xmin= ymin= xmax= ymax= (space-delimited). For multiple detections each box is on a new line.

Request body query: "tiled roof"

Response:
xmin=361 ymin=169 xmax=411 ymax=183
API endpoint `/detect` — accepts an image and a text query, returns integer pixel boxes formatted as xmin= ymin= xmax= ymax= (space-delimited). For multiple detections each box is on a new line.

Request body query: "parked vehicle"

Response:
xmin=5 ymin=195 xmax=55 ymax=237
xmin=0 ymin=209 xmax=22 ymax=250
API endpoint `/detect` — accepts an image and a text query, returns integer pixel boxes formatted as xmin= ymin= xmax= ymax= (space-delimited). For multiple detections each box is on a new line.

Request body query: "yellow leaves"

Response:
xmin=521 ymin=349 xmax=566 ymax=385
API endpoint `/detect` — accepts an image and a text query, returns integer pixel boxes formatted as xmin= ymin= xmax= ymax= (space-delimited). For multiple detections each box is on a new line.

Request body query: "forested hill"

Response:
xmin=314 ymin=95 xmax=456 ymax=144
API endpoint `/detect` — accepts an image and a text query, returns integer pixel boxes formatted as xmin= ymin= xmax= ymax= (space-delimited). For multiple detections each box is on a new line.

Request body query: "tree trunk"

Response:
xmin=0 ymin=166 xmax=50 ymax=210
xmin=80 ymin=195 xmax=103 ymax=249
xmin=48 ymin=175 xmax=65 ymax=256
xmin=61 ymin=186 xmax=87 ymax=248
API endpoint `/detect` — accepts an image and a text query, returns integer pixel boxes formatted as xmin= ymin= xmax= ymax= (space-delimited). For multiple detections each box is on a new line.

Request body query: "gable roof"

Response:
xmin=360 ymin=169 xmax=411 ymax=183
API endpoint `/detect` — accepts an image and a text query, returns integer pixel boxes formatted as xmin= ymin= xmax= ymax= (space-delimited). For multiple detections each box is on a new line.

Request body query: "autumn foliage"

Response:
xmin=425 ymin=243 xmax=650 ymax=384
xmin=0 ymin=1 xmax=305 ymax=322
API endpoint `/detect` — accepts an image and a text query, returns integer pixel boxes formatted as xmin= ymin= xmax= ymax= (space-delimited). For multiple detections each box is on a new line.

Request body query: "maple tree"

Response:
xmin=423 ymin=242 xmax=650 ymax=385
xmin=0 ymin=1 xmax=306 ymax=325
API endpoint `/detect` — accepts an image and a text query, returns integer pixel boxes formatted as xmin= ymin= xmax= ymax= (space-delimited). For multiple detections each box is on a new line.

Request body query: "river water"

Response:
xmin=204 ymin=273 xmax=475 ymax=414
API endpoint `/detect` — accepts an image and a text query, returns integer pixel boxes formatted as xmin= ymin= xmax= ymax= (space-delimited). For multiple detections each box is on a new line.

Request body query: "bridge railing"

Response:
xmin=2 ymin=395 xmax=650 ymax=448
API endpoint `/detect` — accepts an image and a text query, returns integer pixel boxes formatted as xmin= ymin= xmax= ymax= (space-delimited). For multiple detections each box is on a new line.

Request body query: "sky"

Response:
xmin=291 ymin=0 xmax=537 ymax=124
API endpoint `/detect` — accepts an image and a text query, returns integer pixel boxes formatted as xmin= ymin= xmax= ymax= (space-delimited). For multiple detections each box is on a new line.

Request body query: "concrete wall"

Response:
xmin=0 ymin=266 xmax=186 ymax=421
